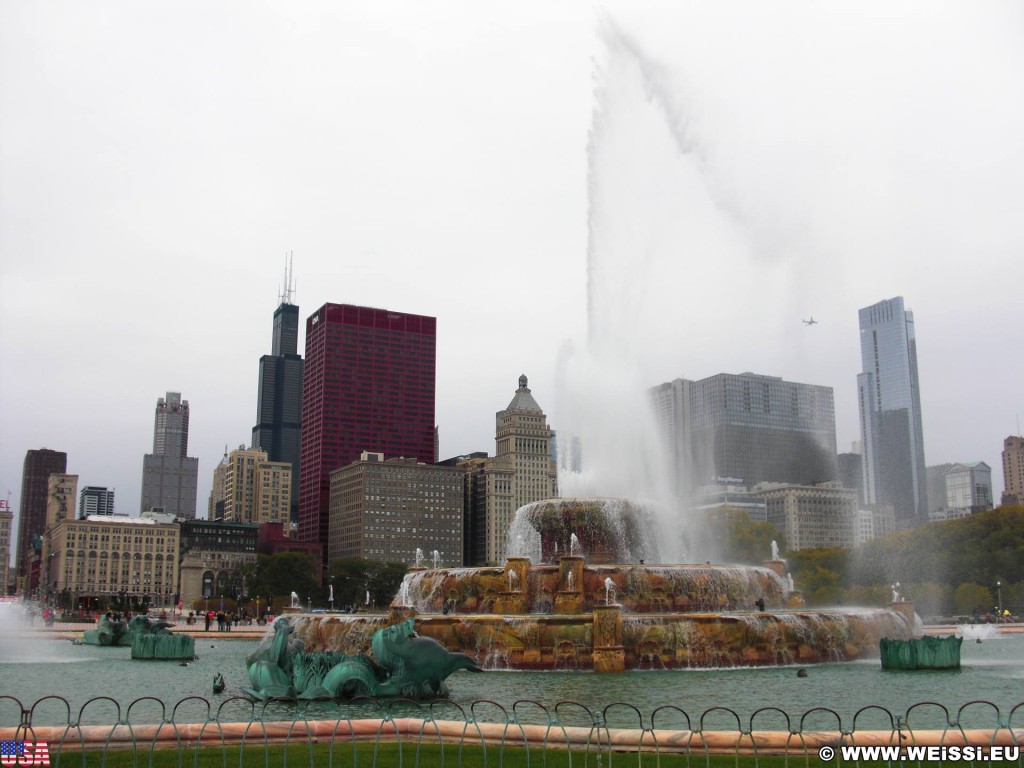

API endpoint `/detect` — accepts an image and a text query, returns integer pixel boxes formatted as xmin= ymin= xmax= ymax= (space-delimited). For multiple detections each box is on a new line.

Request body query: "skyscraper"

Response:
xmin=0 ymin=497 xmax=13 ymax=596
xmin=79 ymin=486 xmax=115 ymax=518
xmin=140 ymin=392 xmax=199 ymax=518
xmin=857 ymin=296 xmax=928 ymax=526
xmin=252 ymin=261 xmax=303 ymax=522
xmin=651 ymin=372 xmax=838 ymax=500
xmin=485 ymin=375 xmax=558 ymax=564
xmin=16 ymin=448 xmax=67 ymax=578
xmin=298 ymin=303 xmax=437 ymax=550
xmin=1002 ymin=435 xmax=1024 ymax=506
xmin=222 ymin=445 xmax=292 ymax=526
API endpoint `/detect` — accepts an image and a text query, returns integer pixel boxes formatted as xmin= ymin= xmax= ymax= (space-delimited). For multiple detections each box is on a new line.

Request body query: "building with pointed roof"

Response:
xmin=467 ymin=375 xmax=558 ymax=565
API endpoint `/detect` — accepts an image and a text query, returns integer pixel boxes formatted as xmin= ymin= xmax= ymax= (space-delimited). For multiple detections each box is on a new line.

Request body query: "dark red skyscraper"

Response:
xmin=16 ymin=448 xmax=67 ymax=578
xmin=298 ymin=304 xmax=436 ymax=548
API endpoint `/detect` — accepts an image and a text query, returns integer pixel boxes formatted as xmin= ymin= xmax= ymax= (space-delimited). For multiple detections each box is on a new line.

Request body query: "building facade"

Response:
xmin=0 ymin=498 xmax=13 ymax=594
xmin=854 ymin=506 xmax=896 ymax=545
xmin=221 ymin=446 xmax=292 ymax=526
xmin=40 ymin=515 xmax=181 ymax=611
xmin=177 ymin=519 xmax=258 ymax=610
xmin=652 ymin=372 xmax=838 ymax=500
xmin=208 ymin=449 xmax=230 ymax=520
xmin=1002 ymin=436 xmax=1024 ymax=506
xmin=437 ymin=452 xmax=488 ymax=566
xmin=925 ymin=463 xmax=954 ymax=517
xmin=16 ymin=448 xmax=67 ymax=580
xmin=140 ymin=392 xmax=199 ymax=518
xmin=857 ymin=297 xmax=928 ymax=526
xmin=944 ymin=462 xmax=993 ymax=513
xmin=252 ymin=270 xmax=303 ymax=523
xmin=328 ymin=453 xmax=463 ymax=565
xmin=299 ymin=304 xmax=437 ymax=551
xmin=837 ymin=451 xmax=864 ymax=505
xmin=46 ymin=474 xmax=79 ymax=529
xmin=756 ymin=481 xmax=859 ymax=552
xmin=79 ymin=486 xmax=115 ymax=518
xmin=482 ymin=375 xmax=558 ymax=564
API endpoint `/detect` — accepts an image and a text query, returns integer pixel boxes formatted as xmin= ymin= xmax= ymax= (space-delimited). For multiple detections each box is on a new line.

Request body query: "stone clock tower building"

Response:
xmin=480 ymin=375 xmax=558 ymax=564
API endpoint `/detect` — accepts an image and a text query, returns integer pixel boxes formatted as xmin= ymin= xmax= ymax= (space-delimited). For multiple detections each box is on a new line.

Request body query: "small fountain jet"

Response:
xmin=802 ymin=316 xmax=818 ymax=326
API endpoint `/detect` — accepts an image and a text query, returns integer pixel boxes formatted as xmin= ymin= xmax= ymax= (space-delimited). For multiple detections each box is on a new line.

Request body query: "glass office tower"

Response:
xmin=857 ymin=296 xmax=928 ymax=526
xmin=651 ymin=372 xmax=839 ymax=500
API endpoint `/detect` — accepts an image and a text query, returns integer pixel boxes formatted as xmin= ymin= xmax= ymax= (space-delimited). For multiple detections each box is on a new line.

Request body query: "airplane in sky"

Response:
xmin=802 ymin=316 xmax=818 ymax=326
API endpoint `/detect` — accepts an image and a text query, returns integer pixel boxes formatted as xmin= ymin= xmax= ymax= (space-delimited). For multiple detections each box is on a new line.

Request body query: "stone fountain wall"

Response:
xmin=287 ymin=605 xmax=912 ymax=672
xmin=281 ymin=554 xmax=913 ymax=673
xmin=398 ymin=561 xmax=789 ymax=616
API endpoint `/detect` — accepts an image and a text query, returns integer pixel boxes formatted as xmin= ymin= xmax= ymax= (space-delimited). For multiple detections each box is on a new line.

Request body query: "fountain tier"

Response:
xmin=290 ymin=604 xmax=911 ymax=672
xmin=281 ymin=497 xmax=913 ymax=672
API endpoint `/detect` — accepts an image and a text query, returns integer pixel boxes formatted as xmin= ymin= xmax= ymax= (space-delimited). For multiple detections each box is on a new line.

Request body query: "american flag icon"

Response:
xmin=0 ymin=741 xmax=24 ymax=757
xmin=0 ymin=740 xmax=50 ymax=766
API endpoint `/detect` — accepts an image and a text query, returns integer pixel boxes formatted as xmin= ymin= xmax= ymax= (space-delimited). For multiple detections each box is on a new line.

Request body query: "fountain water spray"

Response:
xmin=553 ymin=18 xmax=768 ymax=564
xmin=570 ymin=533 xmax=584 ymax=557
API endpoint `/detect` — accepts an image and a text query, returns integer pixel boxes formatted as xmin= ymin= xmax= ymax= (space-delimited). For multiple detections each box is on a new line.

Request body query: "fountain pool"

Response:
xmin=1 ymin=632 xmax=1021 ymax=728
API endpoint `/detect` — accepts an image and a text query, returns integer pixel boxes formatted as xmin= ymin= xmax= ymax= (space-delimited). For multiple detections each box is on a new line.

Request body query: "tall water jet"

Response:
xmin=556 ymin=19 xmax=756 ymax=562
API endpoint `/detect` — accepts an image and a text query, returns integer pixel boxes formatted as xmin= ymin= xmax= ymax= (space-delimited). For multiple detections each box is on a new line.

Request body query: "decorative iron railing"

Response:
xmin=0 ymin=695 xmax=1021 ymax=766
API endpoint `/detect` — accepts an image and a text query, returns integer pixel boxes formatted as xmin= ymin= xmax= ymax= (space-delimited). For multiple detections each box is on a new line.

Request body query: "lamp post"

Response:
xmin=996 ymin=580 xmax=1002 ymax=617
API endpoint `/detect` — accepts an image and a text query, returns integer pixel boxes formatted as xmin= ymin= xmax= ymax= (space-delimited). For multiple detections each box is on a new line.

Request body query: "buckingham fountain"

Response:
xmin=276 ymin=498 xmax=914 ymax=679
xmin=247 ymin=22 xmax=917 ymax=689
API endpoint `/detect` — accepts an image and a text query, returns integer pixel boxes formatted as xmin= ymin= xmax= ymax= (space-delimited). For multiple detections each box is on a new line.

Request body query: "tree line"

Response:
xmin=783 ymin=506 xmax=1024 ymax=617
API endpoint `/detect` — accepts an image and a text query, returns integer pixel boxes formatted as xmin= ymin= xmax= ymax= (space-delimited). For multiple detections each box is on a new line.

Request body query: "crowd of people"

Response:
xmin=183 ymin=610 xmax=271 ymax=630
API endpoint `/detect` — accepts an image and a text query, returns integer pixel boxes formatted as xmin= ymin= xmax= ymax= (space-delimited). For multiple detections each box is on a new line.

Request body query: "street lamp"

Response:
xmin=996 ymin=581 xmax=1002 ymax=617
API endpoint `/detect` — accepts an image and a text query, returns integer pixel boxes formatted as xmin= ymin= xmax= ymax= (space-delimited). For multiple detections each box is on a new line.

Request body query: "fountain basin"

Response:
xmin=277 ymin=497 xmax=913 ymax=672
xmin=279 ymin=558 xmax=912 ymax=671
xmin=286 ymin=606 xmax=911 ymax=671
xmin=397 ymin=561 xmax=789 ymax=615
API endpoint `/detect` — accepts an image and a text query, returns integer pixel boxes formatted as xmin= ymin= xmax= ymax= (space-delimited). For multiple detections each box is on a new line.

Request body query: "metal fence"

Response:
xmin=1 ymin=695 xmax=1021 ymax=766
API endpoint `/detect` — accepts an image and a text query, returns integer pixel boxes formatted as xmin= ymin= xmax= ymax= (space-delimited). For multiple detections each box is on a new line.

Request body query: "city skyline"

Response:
xmin=2 ymin=3 xmax=1023 ymax=537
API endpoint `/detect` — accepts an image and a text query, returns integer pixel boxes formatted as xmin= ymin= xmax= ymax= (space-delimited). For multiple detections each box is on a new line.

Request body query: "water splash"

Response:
xmin=570 ymin=533 xmax=584 ymax=557
xmin=554 ymin=19 xmax=763 ymax=563
xmin=956 ymin=624 xmax=1000 ymax=641
xmin=604 ymin=577 xmax=617 ymax=605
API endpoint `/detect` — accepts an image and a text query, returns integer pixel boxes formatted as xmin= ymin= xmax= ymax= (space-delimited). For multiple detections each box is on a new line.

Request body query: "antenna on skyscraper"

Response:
xmin=279 ymin=251 xmax=296 ymax=305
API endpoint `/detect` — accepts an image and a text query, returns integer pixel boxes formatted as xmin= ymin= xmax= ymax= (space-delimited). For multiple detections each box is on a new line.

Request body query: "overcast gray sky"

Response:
xmin=2 ymin=2 xmax=1022 ymax=536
